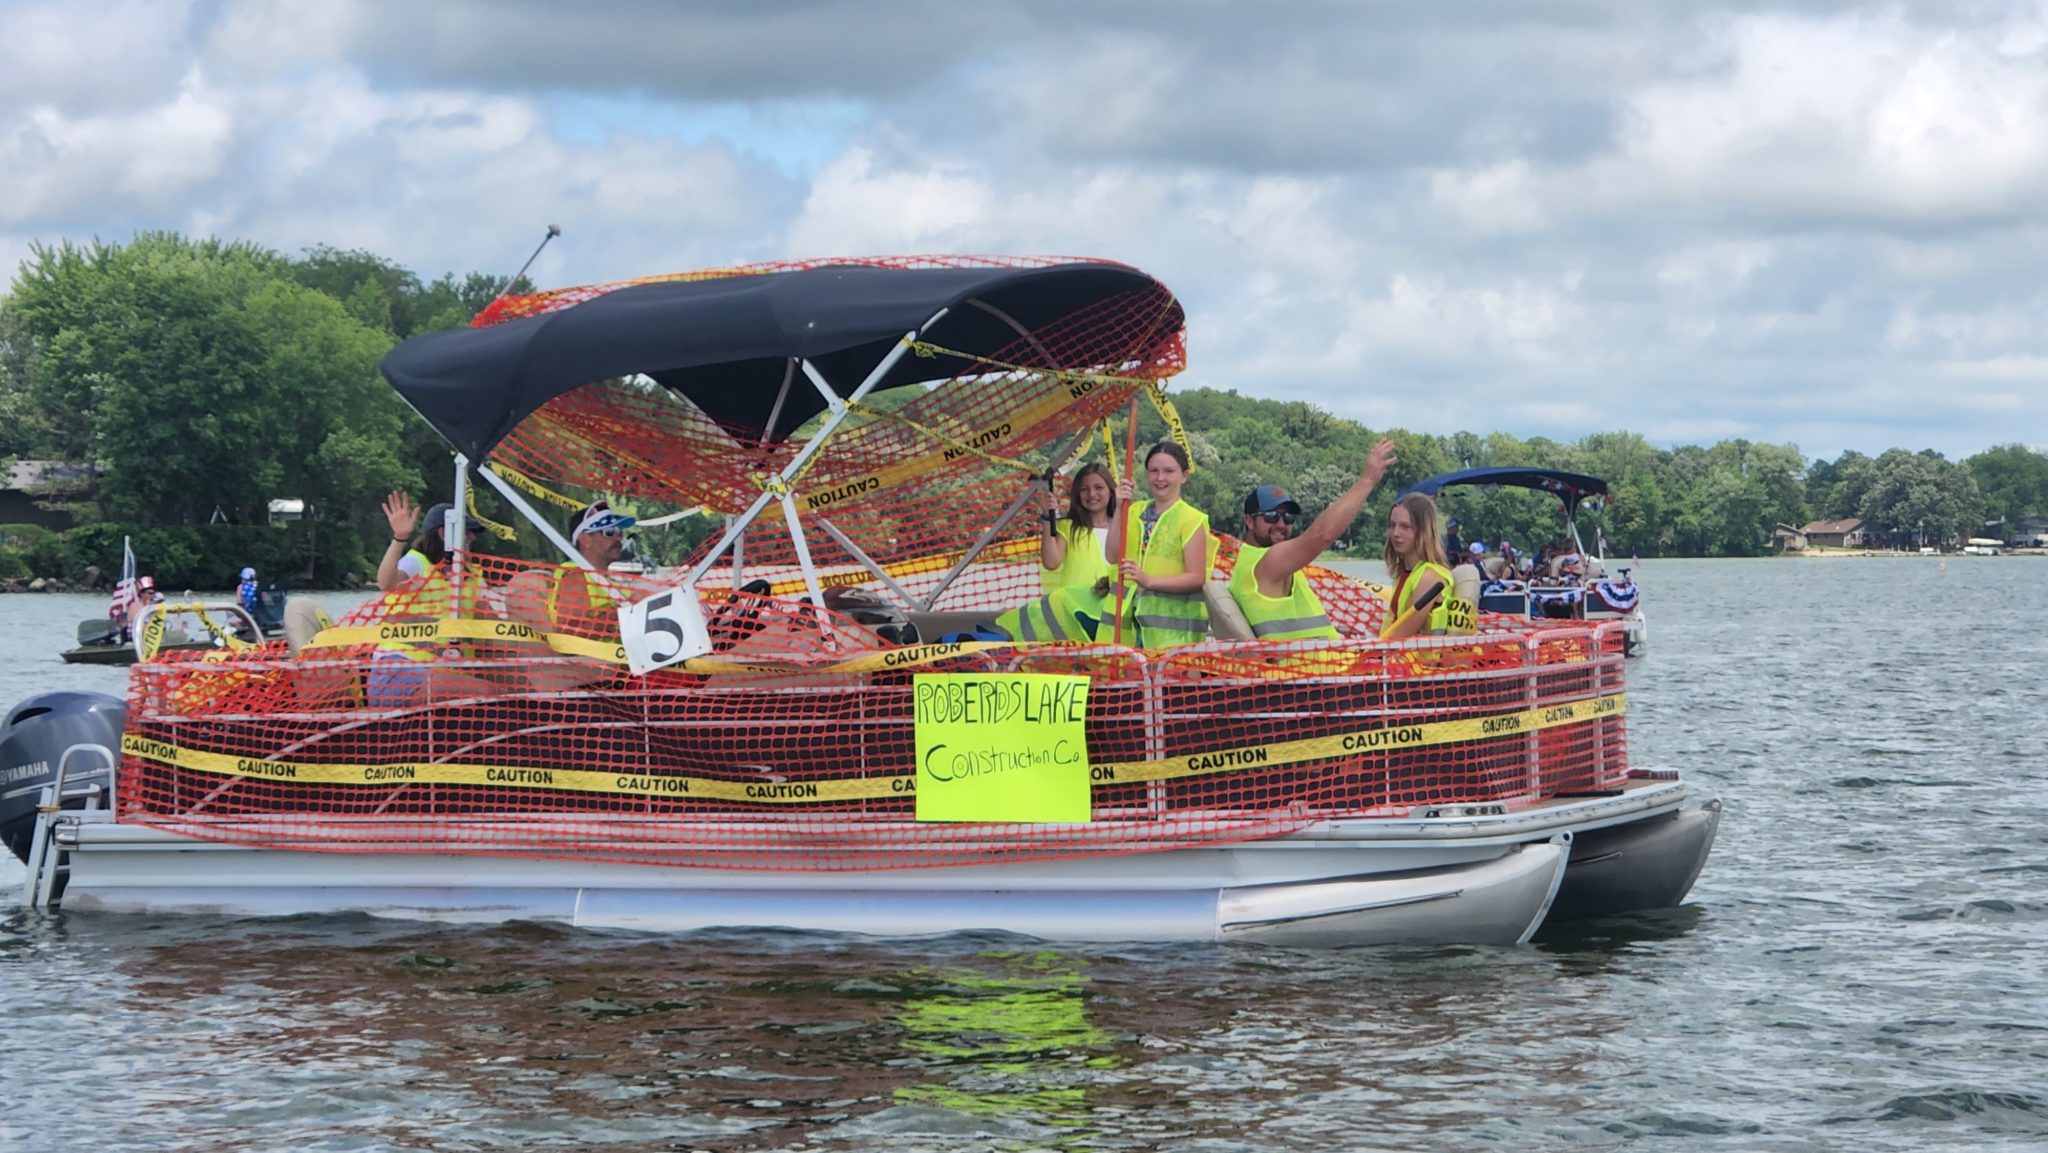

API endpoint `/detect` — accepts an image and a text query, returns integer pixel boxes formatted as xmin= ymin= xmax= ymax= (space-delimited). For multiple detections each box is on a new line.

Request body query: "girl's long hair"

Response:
xmin=413 ymin=528 xmax=448 ymax=566
xmin=1383 ymin=492 xmax=1448 ymax=582
xmin=1065 ymin=463 xmax=1117 ymax=545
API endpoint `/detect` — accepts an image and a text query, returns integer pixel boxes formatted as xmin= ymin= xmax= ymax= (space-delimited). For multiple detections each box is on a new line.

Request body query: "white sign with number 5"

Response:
xmin=619 ymin=584 xmax=713 ymax=675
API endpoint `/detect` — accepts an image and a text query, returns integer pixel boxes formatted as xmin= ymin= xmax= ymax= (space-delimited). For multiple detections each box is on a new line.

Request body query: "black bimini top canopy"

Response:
xmin=1399 ymin=467 xmax=1611 ymax=516
xmin=379 ymin=261 xmax=1182 ymax=464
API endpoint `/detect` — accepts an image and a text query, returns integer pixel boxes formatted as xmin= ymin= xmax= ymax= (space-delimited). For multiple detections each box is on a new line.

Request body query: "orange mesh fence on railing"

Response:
xmin=111 ymin=255 xmax=1631 ymax=870
xmin=114 ymin=550 xmax=1628 ymax=870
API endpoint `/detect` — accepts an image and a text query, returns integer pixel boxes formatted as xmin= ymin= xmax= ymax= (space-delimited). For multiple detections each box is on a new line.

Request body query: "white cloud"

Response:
xmin=784 ymin=147 xmax=993 ymax=256
xmin=0 ymin=67 xmax=235 ymax=227
xmin=1430 ymin=160 xmax=1548 ymax=235
xmin=1 ymin=1 xmax=2045 ymax=462
xmin=0 ymin=0 xmax=196 ymax=117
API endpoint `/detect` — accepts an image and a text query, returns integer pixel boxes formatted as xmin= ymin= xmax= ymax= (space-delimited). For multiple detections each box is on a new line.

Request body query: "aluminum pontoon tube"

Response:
xmin=59 ymin=844 xmax=1568 ymax=947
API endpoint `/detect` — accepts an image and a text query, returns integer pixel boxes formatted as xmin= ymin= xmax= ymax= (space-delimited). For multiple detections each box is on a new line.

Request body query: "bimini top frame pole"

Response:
xmin=682 ymin=307 xmax=953 ymax=604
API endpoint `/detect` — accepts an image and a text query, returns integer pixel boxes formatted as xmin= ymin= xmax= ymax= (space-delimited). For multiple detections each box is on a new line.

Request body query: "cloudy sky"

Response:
xmin=3 ymin=0 xmax=2044 ymax=461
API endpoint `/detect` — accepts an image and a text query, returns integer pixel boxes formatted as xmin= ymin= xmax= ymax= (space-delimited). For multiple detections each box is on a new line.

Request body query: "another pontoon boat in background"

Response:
xmin=1401 ymin=467 xmax=1648 ymax=657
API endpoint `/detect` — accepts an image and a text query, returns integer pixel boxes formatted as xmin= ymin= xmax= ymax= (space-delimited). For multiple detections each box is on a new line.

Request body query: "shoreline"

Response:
xmin=1788 ymin=548 xmax=2047 ymax=558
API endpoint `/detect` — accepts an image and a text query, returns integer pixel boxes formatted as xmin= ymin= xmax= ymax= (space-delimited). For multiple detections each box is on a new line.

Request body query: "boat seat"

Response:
xmin=282 ymin=598 xmax=332 ymax=657
xmin=1449 ymin=563 xmax=1482 ymax=607
xmin=1204 ymin=580 xmax=1254 ymax=641
xmin=904 ymin=609 xmax=992 ymax=642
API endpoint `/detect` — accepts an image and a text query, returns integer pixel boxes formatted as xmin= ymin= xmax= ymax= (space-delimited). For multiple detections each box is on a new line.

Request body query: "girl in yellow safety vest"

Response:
xmin=370 ymin=491 xmax=480 ymax=706
xmin=1114 ymin=442 xmax=1211 ymax=647
xmin=1038 ymin=463 xmax=1118 ymax=620
xmin=1380 ymin=492 xmax=1474 ymax=639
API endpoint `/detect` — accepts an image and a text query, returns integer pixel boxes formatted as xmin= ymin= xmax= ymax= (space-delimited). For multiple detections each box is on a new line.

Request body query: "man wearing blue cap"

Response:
xmin=1228 ymin=438 xmax=1398 ymax=641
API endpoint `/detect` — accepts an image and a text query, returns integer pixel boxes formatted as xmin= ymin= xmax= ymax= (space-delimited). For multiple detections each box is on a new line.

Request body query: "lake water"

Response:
xmin=2 ymin=560 xmax=2044 ymax=1151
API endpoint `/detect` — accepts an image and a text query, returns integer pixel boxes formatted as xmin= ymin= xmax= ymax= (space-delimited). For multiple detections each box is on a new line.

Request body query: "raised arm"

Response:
xmin=1254 ymin=438 xmax=1397 ymax=591
xmin=376 ymin=491 xmax=420 ymax=591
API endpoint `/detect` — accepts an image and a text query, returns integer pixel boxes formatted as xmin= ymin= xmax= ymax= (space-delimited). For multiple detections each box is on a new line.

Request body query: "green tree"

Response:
xmin=7 ymin=234 xmax=288 ymax=521
xmin=1963 ymin=444 xmax=2048 ymax=528
xmin=1857 ymin=449 xmax=1982 ymax=547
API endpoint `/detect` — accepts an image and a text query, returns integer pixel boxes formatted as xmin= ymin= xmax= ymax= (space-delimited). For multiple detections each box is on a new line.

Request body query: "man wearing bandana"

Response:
xmin=506 ymin=500 xmax=638 ymax=640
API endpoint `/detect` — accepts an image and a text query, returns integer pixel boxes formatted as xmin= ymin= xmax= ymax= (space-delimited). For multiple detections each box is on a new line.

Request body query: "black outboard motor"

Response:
xmin=0 ymin=691 xmax=126 ymax=864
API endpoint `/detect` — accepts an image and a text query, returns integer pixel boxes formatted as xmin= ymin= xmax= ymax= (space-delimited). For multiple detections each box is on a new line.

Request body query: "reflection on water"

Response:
xmin=889 ymin=951 xmax=1117 ymax=1130
xmin=3 ymin=561 xmax=2048 ymax=1150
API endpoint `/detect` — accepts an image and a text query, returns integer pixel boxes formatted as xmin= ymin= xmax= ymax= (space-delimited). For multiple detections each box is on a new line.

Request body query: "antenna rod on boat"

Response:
xmin=493 ymin=224 xmax=562 ymax=302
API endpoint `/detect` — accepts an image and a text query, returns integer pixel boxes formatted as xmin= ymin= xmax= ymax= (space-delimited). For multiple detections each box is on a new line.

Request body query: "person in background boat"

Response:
xmin=110 ymin=574 xmax=161 ymax=643
xmin=1381 ymin=493 xmax=1476 ymax=640
xmin=1228 ymin=438 xmax=1398 ymax=641
xmin=1556 ymin=554 xmax=1584 ymax=587
xmin=237 ymin=566 xmax=260 ymax=615
xmin=1039 ymin=463 xmax=1117 ymax=621
xmin=1482 ymin=541 xmax=1525 ymax=594
xmin=504 ymin=500 xmax=637 ymax=637
xmin=1115 ymin=442 xmax=1212 ymax=647
xmin=1443 ymin=517 xmax=1464 ymax=561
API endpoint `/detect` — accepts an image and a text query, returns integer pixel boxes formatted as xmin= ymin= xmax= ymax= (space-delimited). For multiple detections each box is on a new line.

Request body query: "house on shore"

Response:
xmin=1 ymin=461 xmax=100 ymax=531
xmin=1772 ymin=523 xmax=1808 ymax=553
xmin=1800 ymin=518 xmax=1867 ymax=549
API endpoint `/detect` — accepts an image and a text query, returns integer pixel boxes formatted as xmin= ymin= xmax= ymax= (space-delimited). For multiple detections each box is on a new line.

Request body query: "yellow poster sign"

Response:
xmin=912 ymin=673 xmax=1092 ymax=823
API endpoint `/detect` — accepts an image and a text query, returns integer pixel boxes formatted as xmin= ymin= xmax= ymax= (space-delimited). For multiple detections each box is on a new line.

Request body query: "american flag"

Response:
xmin=107 ymin=537 xmax=138 ymax=623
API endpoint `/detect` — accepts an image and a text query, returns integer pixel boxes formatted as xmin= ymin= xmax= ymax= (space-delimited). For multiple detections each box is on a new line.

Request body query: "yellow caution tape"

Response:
xmin=120 ymin=733 xmax=902 ymax=803
xmin=1144 ymin=382 xmax=1192 ymax=472
xmin=758 ymin=536 xmax=1039 ymax=597
xmin=843 ymin=398 xmax=1042 ymax=477
xmin=296 ymin=617 xmax=1019 ymax=675
xmin=1085 ymin=693 xmax=1626 ymax=784
xmin=782 ymin=368 xmax=1141 ymax=517
xmin=121 ymin=693 xmax=1624 ymax=805
xmin=464 ymin=487 xmax=518 ymax=542
xmin=486 ymin=463 xmax=587 ymax=512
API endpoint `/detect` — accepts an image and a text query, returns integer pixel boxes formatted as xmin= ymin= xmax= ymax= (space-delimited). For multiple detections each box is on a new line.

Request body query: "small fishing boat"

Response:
xmin=1401 ymin=467 xmax=1648 ymax=657
xmin=59 ymin=598 xmax=282 ymax=666
xmin=6 ymin=257 xmax=1714 ymax=944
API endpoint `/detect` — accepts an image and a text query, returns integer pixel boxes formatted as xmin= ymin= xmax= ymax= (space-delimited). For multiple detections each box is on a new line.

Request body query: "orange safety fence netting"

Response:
xmin=114 ymin=550 xmax=1630 ymax=871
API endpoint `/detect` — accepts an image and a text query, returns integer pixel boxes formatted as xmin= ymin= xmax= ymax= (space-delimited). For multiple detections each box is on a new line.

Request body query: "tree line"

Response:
xmin=0 ymin=232 xmax=2042 ymax=586
xmin=0 ymin=233 xmax=526 ymax=586
xmin=1162 ymin=389 xmax=2045 ymax=559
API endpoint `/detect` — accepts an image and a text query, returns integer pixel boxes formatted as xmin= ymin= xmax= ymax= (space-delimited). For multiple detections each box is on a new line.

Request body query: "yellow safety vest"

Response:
xmin=543 ymin=565 xmax=621 ymax=629
xmin=1122 ymin=499 xmax=1210 ymax=647
xmin=1040 ymin=522 xmax=1113 ymax=618
xmin=1381 ymin=561 xmax=1477 ymax=639
xmin=1229 ymin=545 xmax=1340 ymax=641
xmin=376 ymin=559 xmax=484 ymax=660
xmin=990 ymin=588 xmax=1096 ymax=643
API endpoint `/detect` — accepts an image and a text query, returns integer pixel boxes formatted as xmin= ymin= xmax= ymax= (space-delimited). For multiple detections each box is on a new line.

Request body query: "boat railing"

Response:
xmin=116 ymin=615 xmax=1628 ymax=852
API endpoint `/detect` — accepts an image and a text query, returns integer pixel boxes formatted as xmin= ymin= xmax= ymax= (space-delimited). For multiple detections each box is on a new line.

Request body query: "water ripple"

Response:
xmin=2 ymin=564 xmax=2046 ymax=1150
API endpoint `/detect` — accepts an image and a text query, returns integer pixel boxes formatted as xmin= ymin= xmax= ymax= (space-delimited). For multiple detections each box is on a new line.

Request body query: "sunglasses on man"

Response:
xmin=1257 ymin=509 xmax=1295 ymax=524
